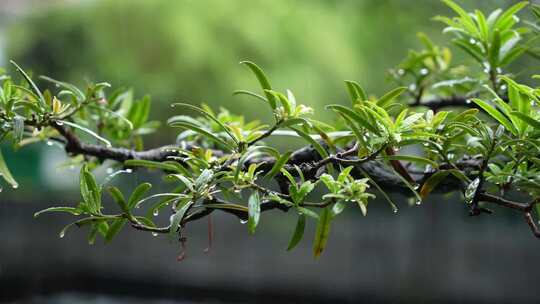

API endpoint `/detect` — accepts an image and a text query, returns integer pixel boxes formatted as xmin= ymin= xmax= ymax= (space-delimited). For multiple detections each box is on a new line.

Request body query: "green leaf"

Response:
xmin=474 ymin=10 xmax=488 ymax=41
xmin=488 ymin=29 xmax=501 ymax=68
xmin=107 ymin=186 xmax=129 ymax=214
xmin=248 ymin=191 xmax=261 ymax=234
xmin=233 ymin=90 xmax=268 ymax=104
xmin=170 ymin=103 xmax=238 ymax=144
xmin=240 ymin=61 xmax=276 ymax=110
xmin=203 ymin=203 xmax=249 ymax=213
xmin=234 ymin=145 xmax=278 ymax=182
xmin=288 ymin=126 xmax=329 ymax=159
xmin=59 ymin=120 xmax=112 ymax=147
xmin=10 ymin=60 xmax=45 ymax=106
xmin=168 ymin=121 xmax=235 ymax=151
xmin=127 ymin=183 xmax=152 ymax=209
xmin=266 ymin=90 xmax=292 ymax=116
xmin=494 ymin=1 xmax=529 ymax=31
xmin=326 ymin=104 xmax=380 ymax=135
xmin=419 ymin=171 xmax=450 ymax=199
xmin=344 ymin=80 xmax=367 ymax=104
xmin=471 ymin=98 xmax=518 ymax=135
xmin=452 ymin=39 xmax=484 ymax=63
xmin=286 ymin=213 xmax=306 ymax=251
xmin=124 ymin=159 xmax=185 ymax=173
xmin=34 ymin=207 xmax=81 ymax=218
xmin=441 ymin=0 xmax=479 ymax=36
xmin=40 ymin=75 xmax=85 ymax=101
xmin=169 ymin=199 xmax=192 ymax=238
xmin=313 ymin=207 xmax=332 ymax=258
xmin=510 ymin=111 xmax=540 ymax=130
xmin=58 ymin=217 xmax=100 ymax=239
xmin=265 ymin=151 xmax=292 ymax=179
xmin=376 ymin=87 xmax=407 ymax=108
xmin=80 ymin=165 xmax=101 ymax=214
xmin=0 ymin=148 xmax=18 ymax=189
xmin=88 ymin=105 xmax=133 ymax=130
xmin=105 ymin=218 xmax=127 ymax=243
xmin=382 ymin=155 xmax=439 ymax=168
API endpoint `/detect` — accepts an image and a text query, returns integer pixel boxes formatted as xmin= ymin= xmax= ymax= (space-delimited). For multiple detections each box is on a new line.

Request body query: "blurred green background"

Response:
xmin=3 ymin=1 xmax=540 ymax=303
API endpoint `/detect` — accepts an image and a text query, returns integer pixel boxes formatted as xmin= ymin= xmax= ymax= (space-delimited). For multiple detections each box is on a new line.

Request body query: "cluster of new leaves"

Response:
xmin=2 ymin=0 xmax=540 ymax=258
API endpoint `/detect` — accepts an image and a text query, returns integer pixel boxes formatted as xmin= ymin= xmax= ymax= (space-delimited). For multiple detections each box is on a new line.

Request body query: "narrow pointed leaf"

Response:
xmin=287 ymin=213 xmax=306 ymax=251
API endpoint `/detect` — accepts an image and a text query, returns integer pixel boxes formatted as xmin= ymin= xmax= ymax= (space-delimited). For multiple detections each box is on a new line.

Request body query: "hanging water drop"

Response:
xmin=240 ymin=219 xmax=248 ymax=224
xmin=465 ymin=99 xmax=471 ymax=104
xmin=415 ymin=199 xmax=422 ymax=205
xmin=126 ymin=169 xmax=133 ymax=173
xmin=59 ymin=231 xmax=65 ymax=238
xmin=393 ymin=207 xmax=399 ymax=214
xmin=398 ymin=69 xmax=405 ymax=76
xmin=106 ymin=168 xmax=114 ymax=174
xmin=153 ymin=209 xmax=159 ymax=216
xmin=46 ymin=141 xmax=54 ymax=146
xmin=469 ymin=38 xmax=477 ymax=44
xmin=152 ymin=232 xmax=158 ymax=237
xmin=12 ymin=184 xmax=18 ymax=189
xmin=56 ymin=120 xmax=64 ymax=126
xmin=420 ymin=68 xmax=429 ymax=76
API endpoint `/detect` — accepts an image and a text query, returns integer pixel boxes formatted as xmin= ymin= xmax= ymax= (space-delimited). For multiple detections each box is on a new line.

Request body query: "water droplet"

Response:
xmin=240 ymin=219 xmax=248 ymax=224
xmin=500 ymin=85 xmax=507 ymax=91
xmin=409 ymin=84 xmax=417 ymax=91
xmin=56 ymin=121 xmax=64 ymax=126
xmin=152 ymin=232 xmax=158 ymax=237
xmin=12 ymin=184 xmax=18 ymax=189
xmin=153 ymin=209 xmax=159 ymax=216
xmin=393 ymin=208 xmax=399 ymax=214
xmin=59 ymin=231 xmax=65 ymax=238
xmin=413 ymin=184 xmax=421 ymax=191
xmin=126 ymin=169 xmax=133 ymax=173
xmin=469 ymin=38 xmax=477 ymax=44
xmin=415 ymin=200 xmax=422 ymax=205
xmin=106 ymin=168 xmax=114 ymax=174
xmin=398 ymin=69 xmax=405 ymax=76
xmin=465 ymin=99 xmax=472 ymax=104
xmin=420 ymin=68 xmax=429 ymax=76
xmin=46 ymin=141 xmax=54 ymax=146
